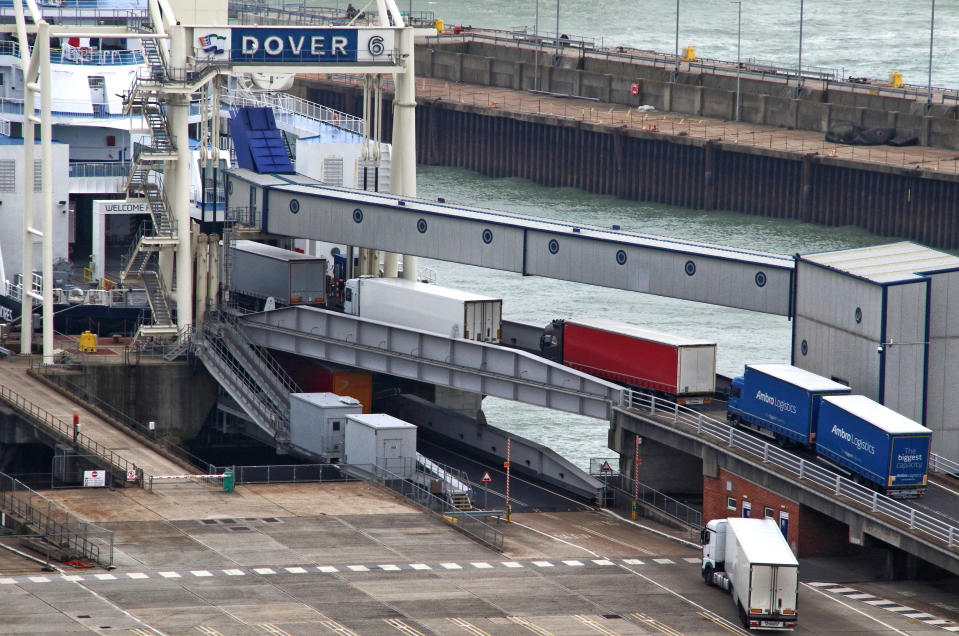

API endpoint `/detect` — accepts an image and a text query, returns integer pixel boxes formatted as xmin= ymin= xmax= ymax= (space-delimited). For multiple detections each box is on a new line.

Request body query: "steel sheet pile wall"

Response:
xmin=305 ymin=83 xmax=959 ymax=249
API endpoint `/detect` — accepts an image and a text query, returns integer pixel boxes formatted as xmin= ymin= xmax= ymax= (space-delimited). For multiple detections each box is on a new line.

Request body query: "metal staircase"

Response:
xmin=139 ymin=34 xmax=166 ymax=82
xmin=119 ymin=29 xmax=180 ymax=341
xmin=193 ymin=314 xmax=297 ymax=444
xmin=141 ymin=269 xmax=174 ymax=328
xmin=449 ymin=492 xmax=474 ymax=512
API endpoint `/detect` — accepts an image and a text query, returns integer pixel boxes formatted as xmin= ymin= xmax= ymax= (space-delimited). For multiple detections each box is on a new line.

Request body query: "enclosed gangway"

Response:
xmin=225 ymin=170 xmax=795 ymax=315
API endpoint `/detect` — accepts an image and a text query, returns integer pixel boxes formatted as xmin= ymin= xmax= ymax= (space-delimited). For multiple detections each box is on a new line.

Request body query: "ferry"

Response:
xmin=0 ymin=0 xmax=406 ymax=340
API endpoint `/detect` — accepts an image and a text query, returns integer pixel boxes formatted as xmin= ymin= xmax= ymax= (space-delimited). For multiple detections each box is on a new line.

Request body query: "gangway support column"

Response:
xmin=392 ymin=25 xmax=417 ymax=281
xmin=169 ymin=23 xmax=192 ymax=330
xmin=39 ymin=25 xmax=54 ymax=364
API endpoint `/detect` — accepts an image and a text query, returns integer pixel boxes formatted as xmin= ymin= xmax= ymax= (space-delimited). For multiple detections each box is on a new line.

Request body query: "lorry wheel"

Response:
xmin=702 ymin=565 xmax=713 ymax=585
xmin=738 ymin=602 xmax=749 ymax=629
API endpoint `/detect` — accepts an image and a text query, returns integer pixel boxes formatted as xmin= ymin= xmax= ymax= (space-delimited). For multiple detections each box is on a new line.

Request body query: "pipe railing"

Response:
xmin=621 ymin=389 xmax=959 ymax=550
xmin=0 ymin=383 xmax=144 ymax=485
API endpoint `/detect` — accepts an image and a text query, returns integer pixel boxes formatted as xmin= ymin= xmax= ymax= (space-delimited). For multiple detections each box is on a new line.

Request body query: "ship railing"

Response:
xmin=50 ymin=48 xmax=146 ymax=66
xmin=0 ymin=471 xmax=115 ymax=568
xmin=225 ymin=87 xmax=366 ymax=135
xmin=69 ymin=161 xmax=132 ymax=179
xmin=621 ymin=388 xmax=959 ymax=551
xmin=0 ymin=5 xmax=146 ymax=22
xmin=0 ymin=96 xmax=128 ymax=119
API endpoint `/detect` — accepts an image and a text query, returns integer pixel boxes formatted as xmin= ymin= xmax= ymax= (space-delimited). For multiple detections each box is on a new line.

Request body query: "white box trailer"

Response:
xmin=232 ymin=240 xmax=327 ymax=306
xmin=343 ymin=276 xmax=502 ymax=342
xmin=344 ymin=413 xmax=417 ymax=478
xmin=289 ymin=393 xmax=363 ymax=460
xmin=702 ymin=517 xmax=799 ymax=631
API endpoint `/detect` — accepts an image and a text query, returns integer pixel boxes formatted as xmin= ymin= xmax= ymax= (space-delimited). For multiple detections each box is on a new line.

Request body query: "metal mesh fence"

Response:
xmin=0 ymin=472 xmax=114 ymax=567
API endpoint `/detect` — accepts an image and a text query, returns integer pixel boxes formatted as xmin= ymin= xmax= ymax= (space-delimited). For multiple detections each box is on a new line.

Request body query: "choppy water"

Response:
xmin=415 ymin=166 xmax=885 ymax=469
xmin=417 ymin=1 xmax=959 ymax=88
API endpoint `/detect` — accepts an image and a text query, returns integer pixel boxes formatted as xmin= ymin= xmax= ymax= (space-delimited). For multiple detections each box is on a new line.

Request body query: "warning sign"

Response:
xmin=83 ymin=470 xmax=105 ymax=488
xmin=126 ymin=469 xmax=138 ymax=482
xmin=481 ymin=471 xmax=492 ymax=483
xmin=600 ymin=461 xmax=613 ymax=473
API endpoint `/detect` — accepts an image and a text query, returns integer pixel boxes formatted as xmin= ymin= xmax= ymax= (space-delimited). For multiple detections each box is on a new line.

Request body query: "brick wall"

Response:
xmin=704 ymin=469 xmax=852 ymax=557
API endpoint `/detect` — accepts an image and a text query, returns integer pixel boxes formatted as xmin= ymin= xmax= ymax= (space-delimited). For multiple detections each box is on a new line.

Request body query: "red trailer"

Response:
xmin=541 ymin=318 xmax=717 ymax=402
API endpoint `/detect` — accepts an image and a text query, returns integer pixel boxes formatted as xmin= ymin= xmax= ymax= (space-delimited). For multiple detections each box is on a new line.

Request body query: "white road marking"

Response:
xmin=802 ymin=582 xmax=910 ymax=636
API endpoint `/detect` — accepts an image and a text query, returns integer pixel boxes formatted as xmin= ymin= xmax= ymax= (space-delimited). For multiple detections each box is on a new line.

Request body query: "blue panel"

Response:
xmin=230 ymin=107 xmax=293 ymax=174
xmin=816 ymin=401 xmax=892 ymax=487
xmin=889 ymin=435 xmax=930 ymax=487
xmin=231 ymin=28 xmax=359 ymax=64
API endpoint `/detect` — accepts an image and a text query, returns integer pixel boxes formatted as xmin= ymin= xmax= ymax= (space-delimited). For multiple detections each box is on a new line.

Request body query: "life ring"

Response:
xmin=78 ymin=47 xmax=92 ymax=60
xmin=332 ymin=113 xmax=339 ymax=124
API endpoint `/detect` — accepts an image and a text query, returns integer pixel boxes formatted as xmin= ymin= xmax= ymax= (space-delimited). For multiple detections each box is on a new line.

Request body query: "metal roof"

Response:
xmin=801 ymin=242 xmax=959 ymax=284
xmin=235 ymin=240 xmax=327 ymax=262
xmin=233 ymin=172 xmax=793 ymax=269
xmin=725 ymin=518 xmax=799 ymax=566
xmin=346 ymin=413 xmax=416 ymax=429
xmin=291 ymin=392 xmax=361 ymax=408
xmin=822 ymin=394 xmax=932 ymax=435
xmin=747 ymin=363 xmax=852 ymax=392
xmin=569 ymin=318 xmax=716 ymax=347
xmin=358 ymin=277 xmax=499 ymax=302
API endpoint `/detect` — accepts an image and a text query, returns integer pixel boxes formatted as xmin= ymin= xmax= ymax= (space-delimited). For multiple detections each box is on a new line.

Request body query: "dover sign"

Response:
xmin=195 ymin=28 xmax=396 ymax=64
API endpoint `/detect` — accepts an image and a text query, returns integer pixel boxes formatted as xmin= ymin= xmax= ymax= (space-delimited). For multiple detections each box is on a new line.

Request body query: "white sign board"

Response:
xmin=91 ymin=199 xmax=150 ymax=281
xmin=83 ymin=470 xmax=106 ymax=487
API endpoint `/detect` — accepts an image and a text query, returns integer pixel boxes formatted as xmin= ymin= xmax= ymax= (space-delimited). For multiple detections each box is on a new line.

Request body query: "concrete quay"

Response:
xmin=0 ymin=477 xmax=957 ymax=635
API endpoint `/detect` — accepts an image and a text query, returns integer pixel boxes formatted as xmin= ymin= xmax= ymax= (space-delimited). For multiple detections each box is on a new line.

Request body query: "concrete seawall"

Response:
xmin=300 ymin=76 xmax=959 ymax=250
xmin=418 ymin=38 xmax=959 ymax=151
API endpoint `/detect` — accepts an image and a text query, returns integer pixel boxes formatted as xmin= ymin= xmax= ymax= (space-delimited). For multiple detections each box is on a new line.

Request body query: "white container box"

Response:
xmin=289 ymin=393 xmax=362 ymax=460
xmin=344 ymin=413 xmax=417 ymax=478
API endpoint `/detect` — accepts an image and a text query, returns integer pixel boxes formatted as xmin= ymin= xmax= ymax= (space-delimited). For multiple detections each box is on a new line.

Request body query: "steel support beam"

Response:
xmin=241 ymin=306 xmax=622 ymax=420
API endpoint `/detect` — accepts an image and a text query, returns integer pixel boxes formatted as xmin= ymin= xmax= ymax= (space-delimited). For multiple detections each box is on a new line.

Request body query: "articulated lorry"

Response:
xmin=727 ymin=363 xmax=852 ymax=444
xmin=539 ymin=318 xmax=716 ymax=402
xmin=702 ymin=517 xmax=798 ymax=631
xmin=343 ymin=276 xmax=502 ymax=342
xmin=816 ymin=394 xmax=931 ymax=498
xmin=231 ymin=241 xmax=328 ymax=309
xmin=728 ymin=364 xmax=932 ymax=498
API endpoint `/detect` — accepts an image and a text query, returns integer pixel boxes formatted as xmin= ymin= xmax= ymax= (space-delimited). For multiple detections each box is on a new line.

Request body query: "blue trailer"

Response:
xmin=816 ymin=395 xmax=931 ymax=498
xmin=728 ymin=364 xmax=851 ymax=445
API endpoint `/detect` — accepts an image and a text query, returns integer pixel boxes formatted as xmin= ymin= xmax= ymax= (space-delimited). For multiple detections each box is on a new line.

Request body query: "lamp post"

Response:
xmin=928 ymin=0 xmax=936 ymax=111
xmin=796 ymin=0 xmax=804 ymax=93
xmin=674 ymin=0 xmax=680 ymax=78
xmin=554 ymin=0 xmax=561 ymax=56
xmin=534 ymin=0 xmax=540 ymax=91
xmin=733 ymin=1 xmax=741 ymax=121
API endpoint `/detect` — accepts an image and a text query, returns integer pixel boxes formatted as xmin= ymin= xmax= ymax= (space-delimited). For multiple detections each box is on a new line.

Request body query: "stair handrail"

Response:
xmin=140 ymin=269 xmax=174 ymax=327
xmin=195 ymin=322 xmax=290 ymax=440
xmin=214 ymin=310 xmax=301 ymax=396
